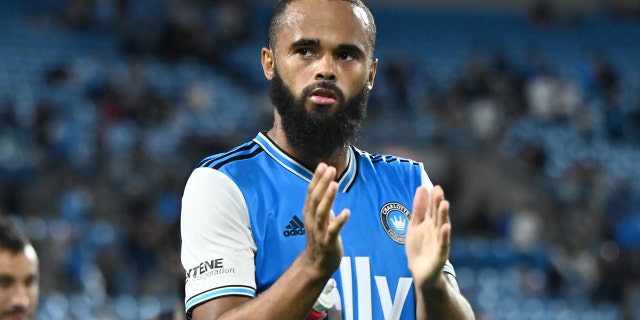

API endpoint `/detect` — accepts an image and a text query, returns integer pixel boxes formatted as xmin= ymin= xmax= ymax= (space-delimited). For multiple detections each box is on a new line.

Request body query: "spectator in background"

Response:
xmin=528 ymin=0 xmax=556 ymax=27
xmin=525 ymin=67 xmax=580 ymax=123
xmin=0 ymin=217 xmax=39 ymax=320
xmin=587 ymin=52 xmax=619 ymax=104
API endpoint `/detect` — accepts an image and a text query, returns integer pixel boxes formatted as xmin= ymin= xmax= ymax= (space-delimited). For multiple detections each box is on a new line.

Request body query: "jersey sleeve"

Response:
xmin=181 ymin=167 xmax=257 ymax=314
xmin=420 ymin=165 xmax=434 ymax=190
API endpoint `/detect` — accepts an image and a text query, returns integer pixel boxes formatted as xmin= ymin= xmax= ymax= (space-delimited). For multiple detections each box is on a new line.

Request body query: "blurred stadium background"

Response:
xmin=1 ymin=0 xmax=639 ymax=319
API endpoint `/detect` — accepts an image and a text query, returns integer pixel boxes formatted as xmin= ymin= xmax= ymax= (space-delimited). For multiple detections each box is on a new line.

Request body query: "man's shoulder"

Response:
xmin=196 ymin=139 xmax=265 ymax=170
xmin=352 ymin=146 xmax=423 ymax=170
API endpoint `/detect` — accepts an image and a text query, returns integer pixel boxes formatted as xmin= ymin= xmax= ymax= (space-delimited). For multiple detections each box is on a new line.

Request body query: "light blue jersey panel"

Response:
xmin=331 ymin=152 xmax=422 ymax=320
xmin=202 ymin=133 xmax=426 ymax=319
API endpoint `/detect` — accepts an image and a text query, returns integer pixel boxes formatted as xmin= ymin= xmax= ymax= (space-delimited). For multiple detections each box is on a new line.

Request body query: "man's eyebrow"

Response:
xmin=0 ymin=274 xmax=15 ymax=282
xmin=25 ymin=273 xmax=38 ymax=283
xmin=290 ymin=38 xmax=319 ymax=49
xmin=336 ymin=44 xmax=366 ymax=56
xmin=290 ymin=39 xmax=366 ymax=56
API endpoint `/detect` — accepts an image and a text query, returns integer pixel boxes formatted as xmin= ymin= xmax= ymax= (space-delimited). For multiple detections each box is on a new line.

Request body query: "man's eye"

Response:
xmin=297 ymin=48 xmax=313 ymax=57
xmin=0 ymin=279 xmax=12 ymax=289
xmin=26 ymin=275 xmax=38 ymax=287
xmin=338 ymin=52 xmax=355 ymax=61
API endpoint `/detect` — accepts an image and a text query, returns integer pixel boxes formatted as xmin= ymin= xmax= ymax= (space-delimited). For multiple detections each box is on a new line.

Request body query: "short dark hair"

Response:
xmin=268 ymin=0 xmax=377 ymax=54
xmin=0 ymin=217 xmax=31 ymax=253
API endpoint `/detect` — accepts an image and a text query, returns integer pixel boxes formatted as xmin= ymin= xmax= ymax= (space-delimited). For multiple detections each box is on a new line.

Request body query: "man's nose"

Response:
xmin=315 ymin=54 xmax=337 ymax=81
xmin=9 ymin=285 xmax=31 ymax=308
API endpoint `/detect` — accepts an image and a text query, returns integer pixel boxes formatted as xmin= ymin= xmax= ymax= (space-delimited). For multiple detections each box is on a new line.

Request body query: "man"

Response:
xmin=0 ymin=218 xmax=39 ymax=320
xmin=180 ymin=0 xmax=475 ymax=319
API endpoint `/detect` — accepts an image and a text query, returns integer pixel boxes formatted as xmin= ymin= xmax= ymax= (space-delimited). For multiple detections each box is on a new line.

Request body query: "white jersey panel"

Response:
xmin=420 ymin=165 xmax=434 ymax=190
xmin=181 ymin=167 xmax=257 ymax=312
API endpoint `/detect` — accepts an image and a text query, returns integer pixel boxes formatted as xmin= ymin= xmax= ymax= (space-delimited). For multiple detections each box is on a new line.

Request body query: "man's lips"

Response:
xmin=308 ymin=88 xmax=337 ymax=105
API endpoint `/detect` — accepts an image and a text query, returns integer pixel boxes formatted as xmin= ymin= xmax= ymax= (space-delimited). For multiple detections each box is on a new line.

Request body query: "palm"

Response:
xmin=302 ymin=163 xmax=350 ymax=273
xmin=405 ymin=186 xmax=451 ymax=288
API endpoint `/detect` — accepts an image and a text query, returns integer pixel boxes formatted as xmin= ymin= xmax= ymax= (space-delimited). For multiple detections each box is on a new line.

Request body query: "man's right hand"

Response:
xmin=300 ymin=163 xmax=350 ymax=277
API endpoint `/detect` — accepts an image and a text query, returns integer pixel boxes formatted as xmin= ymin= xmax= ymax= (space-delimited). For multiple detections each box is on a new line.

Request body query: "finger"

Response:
xmin=432 ymin=185 xmax=446 ymax=227
xmin=438 ymin=199 xmax=450 ymax=228
xmin=438 ymin=200 xmax=451 ymax=249
xmin=305 ymin=163 xmax=328 ymax=212
xmin=316 ymin=180 xmax=339 ymax=227
xmin=305 ymin=164 xmax=334 ymax=221
xmin=411 ymin=186 xmax=428 ymax=225
xmin=327 ymin=208 xmax=350 ymax=238
xmin=308 ymin=163 xmax=328 ymax=190
xmin=440 ymin=222 xmax=452 ymax=258
xmin=314 ymin=166 xmax=337 ymax=214
xmin=429 ymin=186 xmax=440 ymax=225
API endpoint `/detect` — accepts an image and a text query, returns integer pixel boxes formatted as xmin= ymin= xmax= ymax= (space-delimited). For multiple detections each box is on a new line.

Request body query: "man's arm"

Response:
xmin=191 ymin=164 xmax=349 ymax=320
xmin=414 ymin=273 xmax=474 ymax=320
xmin=407 ymin=186 xmax=475 ymax=320
xmin=192 ymin=257 xmax=332 ymax=319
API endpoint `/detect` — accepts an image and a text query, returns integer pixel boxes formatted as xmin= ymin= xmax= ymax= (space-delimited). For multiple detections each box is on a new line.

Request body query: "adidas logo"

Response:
xmin=283 ymin=215 xmax=305 ymax=237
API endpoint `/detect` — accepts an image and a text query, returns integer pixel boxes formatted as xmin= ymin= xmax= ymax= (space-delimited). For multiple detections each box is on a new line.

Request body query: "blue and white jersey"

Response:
xmin=181 ymin=132 xmax=456 ymax=319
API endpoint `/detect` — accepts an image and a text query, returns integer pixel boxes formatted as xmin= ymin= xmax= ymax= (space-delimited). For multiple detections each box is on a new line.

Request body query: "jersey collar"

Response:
xmin=254 ymin=132 xmax=357 ymax=193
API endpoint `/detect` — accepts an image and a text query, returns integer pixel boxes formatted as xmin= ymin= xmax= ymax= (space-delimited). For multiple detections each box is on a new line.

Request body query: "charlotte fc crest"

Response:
xmin=379 ymin=202 xmax=411 ymax=244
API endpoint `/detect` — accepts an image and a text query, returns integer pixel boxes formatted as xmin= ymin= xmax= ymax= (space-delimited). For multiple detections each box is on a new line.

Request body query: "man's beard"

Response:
xmin=270 ymin=70 xmax=369 ymax=160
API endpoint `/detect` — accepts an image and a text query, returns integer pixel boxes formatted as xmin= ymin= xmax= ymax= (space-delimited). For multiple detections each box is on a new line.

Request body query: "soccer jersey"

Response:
xmin=181 ymin=132 xmax=456 ymax=319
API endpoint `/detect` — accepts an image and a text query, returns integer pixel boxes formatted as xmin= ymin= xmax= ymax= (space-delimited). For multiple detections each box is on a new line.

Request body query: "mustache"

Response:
xmin=301 ymin=80 xmax=345 ymax=101
xmin=0 ymin=307 xmax=28 ymax=317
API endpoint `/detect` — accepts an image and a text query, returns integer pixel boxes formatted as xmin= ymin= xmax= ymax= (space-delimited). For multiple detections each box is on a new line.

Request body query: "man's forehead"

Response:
xmin=277 ymin=0 xmax=372 ymax=48
xmin=283 ymin=0 xmax=371 ymax=25
xmin=352 ymin=5 xmax=372 ymax=27
xmin=0 ymin=247 xmax=38 ymax=271
xmin=24 ymin=245 xmax=38 ymax=262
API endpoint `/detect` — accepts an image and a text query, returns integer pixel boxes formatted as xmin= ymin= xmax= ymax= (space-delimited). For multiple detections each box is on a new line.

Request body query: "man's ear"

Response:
xmin=262 ymin=47 xmax=275 ymax=80
xmin=367 ymin=58 xmax=378 ymax=90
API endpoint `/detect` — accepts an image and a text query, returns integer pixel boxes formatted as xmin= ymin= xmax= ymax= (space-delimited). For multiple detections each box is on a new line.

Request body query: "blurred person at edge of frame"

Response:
xmin=0 ymin=217 xmax=39 ymax=320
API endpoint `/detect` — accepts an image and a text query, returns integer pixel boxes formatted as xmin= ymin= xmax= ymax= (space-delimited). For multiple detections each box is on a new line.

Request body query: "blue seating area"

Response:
xmin=2 ymin=1 xmax=640 ymax=319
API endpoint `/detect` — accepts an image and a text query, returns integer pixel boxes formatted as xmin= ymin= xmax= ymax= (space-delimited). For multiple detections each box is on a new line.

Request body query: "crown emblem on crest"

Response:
xmin=380 ymin=202 xmax=411 ymax=244
xmin=390 ymin=215 xmax=406 ymax=231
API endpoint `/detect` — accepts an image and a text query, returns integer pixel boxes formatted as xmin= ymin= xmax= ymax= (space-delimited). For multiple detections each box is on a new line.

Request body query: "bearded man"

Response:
xmin=180 ymin=0 xmax=475 ymax=319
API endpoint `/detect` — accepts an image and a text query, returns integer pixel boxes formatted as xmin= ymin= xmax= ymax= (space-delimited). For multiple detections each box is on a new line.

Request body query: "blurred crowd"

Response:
xmin=1 ymin=0 xmax=639 ymax=319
